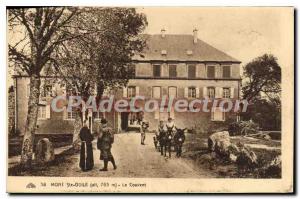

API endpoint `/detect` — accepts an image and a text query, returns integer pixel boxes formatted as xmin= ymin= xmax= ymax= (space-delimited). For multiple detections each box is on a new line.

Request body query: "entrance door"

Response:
xmin=121 ymin=112 xmax=129 ymax=131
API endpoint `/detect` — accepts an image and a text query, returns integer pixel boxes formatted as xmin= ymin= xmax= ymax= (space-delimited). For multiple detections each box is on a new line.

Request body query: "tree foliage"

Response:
xmin=242 ymin=54 xmax=281 ymax=102
xmin=52 ymin=7 xmax=148 ymax=99
xmin=241 ymin=54 xmax=281 ymax=130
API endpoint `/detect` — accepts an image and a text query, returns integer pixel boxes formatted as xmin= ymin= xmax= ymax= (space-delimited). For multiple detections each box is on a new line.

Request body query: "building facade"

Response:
xmin=12 ymin=29 xmax=241 ymax=134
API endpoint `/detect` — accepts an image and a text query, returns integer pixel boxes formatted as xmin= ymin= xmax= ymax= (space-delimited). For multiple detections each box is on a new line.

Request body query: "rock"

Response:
xmin=264 ymin=155 xmax=281 ymax=177
xmin=208 ymin=131 xmax=230 ymax=152
xmin=35 ymin=138 xmax=55 ymax=164
xmin=262 ymin=134 xmax=272 ymax=140
xmin=236 ymin=148 xmax=258 ymax=170
xmin=229 ymin=154 xmax=237 ymax=162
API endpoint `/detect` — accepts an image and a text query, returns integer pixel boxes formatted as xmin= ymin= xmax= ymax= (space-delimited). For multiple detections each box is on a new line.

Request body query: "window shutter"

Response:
xmin=230 ymin=87 xmax=235 ymax=98
xmin=46 ymin=105 xmax=51 ymax=119
xmin=154 ymin=109 xmax=159 ymax=119
xmin=211 ymin=109 xmax=214 ymax=121
xmin=196 ymin=88 xmax=200 ymax=98
xmin=170 ymin=108 xmax=175 ymax=119
xmin=63 ymin=107 xmax=68 ymax=120
xmin=123 ymin=87 xmax=127 ymax=98
xmin=203 ymin=87 xmax=207 ymax=98
xmin=136 ymin=86 xmax=139 ymax=96
xmin=215 ymin=87 xmax=220 ymax=98
xmin=219 ymin=87 xmax=223 ymax=98
xmin=184 ymin=87 xmax=188 ymax=98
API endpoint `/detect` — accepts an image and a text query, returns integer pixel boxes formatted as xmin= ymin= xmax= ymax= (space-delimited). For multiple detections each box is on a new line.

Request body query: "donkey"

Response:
xmin=174 ymin=128 xmax=186 ymax=157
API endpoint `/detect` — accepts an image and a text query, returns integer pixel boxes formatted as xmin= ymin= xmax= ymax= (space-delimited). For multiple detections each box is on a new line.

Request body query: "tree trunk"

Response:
xmin=72 ymin=109 xmax=83 ymax=150
xmin=20 ymin=75 xmax=41 ymax=168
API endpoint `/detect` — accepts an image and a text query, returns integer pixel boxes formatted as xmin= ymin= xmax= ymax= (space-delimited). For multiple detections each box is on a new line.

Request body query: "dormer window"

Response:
xmin=161 ymin=50 xmax=167 ymax=55
xmin=186 ymin=50 xmax=193 ymax=55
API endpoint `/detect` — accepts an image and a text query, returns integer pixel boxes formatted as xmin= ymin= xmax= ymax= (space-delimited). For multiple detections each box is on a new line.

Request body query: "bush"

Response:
xmin=228 ymin=120 xmax=259 ymax=136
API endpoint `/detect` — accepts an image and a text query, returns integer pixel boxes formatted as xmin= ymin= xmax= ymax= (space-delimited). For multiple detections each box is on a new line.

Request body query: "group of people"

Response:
xmin=79 ymin=119 xmax=117 ymax=172
xmin=153 ymin=118 xmax=186 ymax=158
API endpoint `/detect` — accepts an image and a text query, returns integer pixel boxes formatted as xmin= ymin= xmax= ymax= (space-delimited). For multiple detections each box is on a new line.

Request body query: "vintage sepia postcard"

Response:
xmin=6 ymin=6 xmax=294 ymax=193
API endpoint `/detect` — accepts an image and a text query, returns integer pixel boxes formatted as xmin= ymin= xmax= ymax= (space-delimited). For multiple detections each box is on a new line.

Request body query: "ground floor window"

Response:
xmin=188 ymin=87 xmax=196 ymax=98
xmin=223 ymin=87 xmax=230 ymax=98
xmin=127 ymin=86 xmax=136 ymax=98
xmin=208 ymin=87 xmax=215 ymax=99
xmin=67 ymin=107 xmax=76 ymax=120
xmin=95 ymin=111 xmax=105 ymax=120
xmin=211 ymin=107 xmax=225 ymax=121
xmin=38 ymin=106 xmax=46 ymax=119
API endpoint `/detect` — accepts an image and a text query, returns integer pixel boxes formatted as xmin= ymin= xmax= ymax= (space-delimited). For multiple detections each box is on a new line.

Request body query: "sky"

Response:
xmin=7 ymin=7 xmax=293 ymax=87
xmin=138 ymin=7 xmax=293 ymax=70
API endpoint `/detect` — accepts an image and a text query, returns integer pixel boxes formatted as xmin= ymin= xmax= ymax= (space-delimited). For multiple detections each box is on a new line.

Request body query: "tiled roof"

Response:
xmin=134 ymin=34 xmax=240 ymax=62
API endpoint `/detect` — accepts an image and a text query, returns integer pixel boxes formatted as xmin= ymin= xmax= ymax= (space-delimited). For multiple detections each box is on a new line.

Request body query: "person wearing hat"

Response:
xmin=157 ymin=120 xmax=167 ymax=155
xmin=79 ymin=120 xmax=94 ymax=171
xmin=140 ymin=121 xmax=149 ymax=145
xmin=165 ymin=117 xmax=176 ymax=158
xmin=97 ymin=118 xmax=117 ymax=171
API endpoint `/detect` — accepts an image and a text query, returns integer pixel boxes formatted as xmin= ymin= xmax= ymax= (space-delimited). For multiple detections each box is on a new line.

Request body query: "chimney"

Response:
xmin=193 ymin=28 xmax=198 ymax=43
xmin=161 ymin=28 xmax=166 ymax=38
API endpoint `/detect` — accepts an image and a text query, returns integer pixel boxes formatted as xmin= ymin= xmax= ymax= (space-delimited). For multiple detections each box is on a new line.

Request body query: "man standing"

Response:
xmin=165 ymin=117 xmax=176 ymax=158
xmin=140 ymin=121 xmax=149 ymax=145
xmin=97 ymin=119 xmax=117 ymax=171
xmin=157 ymin=120 xmax=166 ymax=155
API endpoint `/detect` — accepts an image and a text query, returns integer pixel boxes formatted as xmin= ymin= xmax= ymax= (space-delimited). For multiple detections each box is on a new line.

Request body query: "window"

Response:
xmin=188 ymin=65 xmax=196 ymax=78
xmin=208 ymin=87 xmax=215 ymax=98
xmin=211 ymin=107 xmax=225 ymax=121
xmin=38 ymin=106 xmax=46 ymax=119
xmin=128 ymin=64 xmax=136 ymax=78
xmin=66 ymin=84 xmax=74 ymax=96
xmin=188 ymin=87 xmax=196 ymax=98
xmin=67 ymin=107 xmax=76 ymax=120
xmin=41 ymin=85 xmax=52 ymax=98
xmin=223 ymin=65 xmax=231 ymax=78
xmin=168 ymin=87 xmax=177 ymax=98
xmin=127 ymin=86 xmax=136 ymax=98
xmin=152 ymin=86 xmax=161 ymax=98
xmin=153 ymin=64 xmax=161 ymax=77
xmin=95 ymin=111 xmax=105 ymax=120
xmin=207 ymin=65 xmax=215 ymax=78
xmin=223 ymin=88 xmax=230 ymax=98
xmin=169 ymin=65 xmax=177 ymax=78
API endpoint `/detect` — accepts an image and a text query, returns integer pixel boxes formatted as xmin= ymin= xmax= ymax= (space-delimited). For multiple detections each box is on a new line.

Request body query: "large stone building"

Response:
xmin=12 ymin=29 xmax=241 ymax=134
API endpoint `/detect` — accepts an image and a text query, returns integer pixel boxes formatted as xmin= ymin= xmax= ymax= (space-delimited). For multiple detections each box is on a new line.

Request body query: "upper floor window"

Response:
xmin=41 ymin=85 xmax=52 ymax=98
xmin=169 ymin=65 xmax=177 ymax=78
xmin=207 ymin=65 xmax=215 ymax=78
xmin=152 ymin=86 xmax=161 ymax=99
xmin=223 ymin=65 xmax=231 ymax=78
xmin=188 ymin=87 xmax=196 ymax=98
xmin=66 ymin=84 xmax=75 ymax=96
xmin=128 ymin=64 xmax=136 ymax=78
xmin=127 ymin=86 xmax=136 ymax=98
xmin=153 ymin=64 xmax=161 ymax=77
xmin=168 ymin=86 xmax=177 ymax=98
xmin=188 ymin=65 xmax=196 ymax=78
xmin=208 ymin=87 xmax=215 ymax=98
xmin=223 ymin=88 xmax=230 ymax=98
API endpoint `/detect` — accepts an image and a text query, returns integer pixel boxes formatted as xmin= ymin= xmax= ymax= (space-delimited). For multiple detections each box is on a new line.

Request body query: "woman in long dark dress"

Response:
xmin=79 ymin=122 xmax=94 ymax=171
